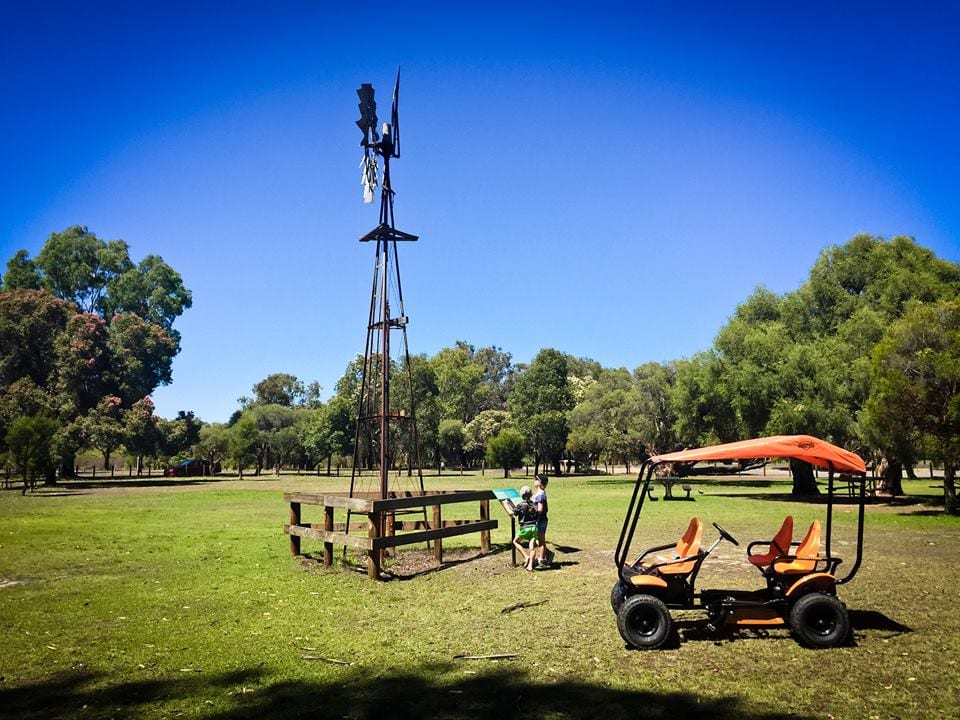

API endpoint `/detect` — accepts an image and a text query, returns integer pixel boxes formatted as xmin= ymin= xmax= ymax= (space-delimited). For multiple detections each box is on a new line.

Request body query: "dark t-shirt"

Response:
xmin=514 ymin=499 xmax=539 ymax=526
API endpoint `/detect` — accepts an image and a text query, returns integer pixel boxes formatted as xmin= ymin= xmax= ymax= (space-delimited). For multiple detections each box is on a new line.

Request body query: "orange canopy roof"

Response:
xmin=650 ymin=435 xmax=866 ymax=474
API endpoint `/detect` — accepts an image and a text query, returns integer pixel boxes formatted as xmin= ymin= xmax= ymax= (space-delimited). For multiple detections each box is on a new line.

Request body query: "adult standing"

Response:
xmin=533 ymin=474 xmax=553 ymax=568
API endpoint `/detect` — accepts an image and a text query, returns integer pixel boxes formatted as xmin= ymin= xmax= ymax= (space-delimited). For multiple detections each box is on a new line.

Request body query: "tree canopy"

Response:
xmin=1 ymin=227 xmax=192 ymax=479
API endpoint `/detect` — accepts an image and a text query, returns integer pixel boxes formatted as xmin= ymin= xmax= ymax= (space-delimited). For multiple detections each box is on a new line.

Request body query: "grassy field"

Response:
xmin=1 ymin=471 xmax=959 ymax=719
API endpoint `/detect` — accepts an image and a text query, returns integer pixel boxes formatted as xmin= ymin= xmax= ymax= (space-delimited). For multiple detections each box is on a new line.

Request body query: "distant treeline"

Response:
xmin=2 ymin=231 xmax=958 ymax=512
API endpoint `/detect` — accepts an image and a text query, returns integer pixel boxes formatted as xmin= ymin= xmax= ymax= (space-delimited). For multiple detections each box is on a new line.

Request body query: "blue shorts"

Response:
xmin=536 ymin=518 xmax=548 ymax=534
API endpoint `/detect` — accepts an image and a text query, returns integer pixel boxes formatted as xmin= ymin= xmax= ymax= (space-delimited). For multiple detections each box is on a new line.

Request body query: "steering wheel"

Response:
xmin=712 ymin=522 xmax=740 ymax=546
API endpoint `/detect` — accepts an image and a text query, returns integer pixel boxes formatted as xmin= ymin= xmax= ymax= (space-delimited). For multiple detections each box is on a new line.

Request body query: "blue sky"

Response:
xmin=2 ymin=2 xmax=958 ymax=422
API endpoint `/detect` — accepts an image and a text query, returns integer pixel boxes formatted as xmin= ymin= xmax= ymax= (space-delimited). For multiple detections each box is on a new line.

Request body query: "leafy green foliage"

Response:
xmin=437 ymin=419 xmax=465 ymax=466
xmin=864 ymin=301 xmax=960 ymax=513
xmin=2 ymin=228 xmax=192 ymax=475
xmin=2 ymin=249 xmax=42 ymax=290
xmin=672 ymin=235 xmax=960 ymax=495
xmin=251 ymin=373 xmax=307 ymax=407
xmin=4 ymin=414 xmax=59 ymax=487
xmin=485 ymin=427 xmax=524 ymax=477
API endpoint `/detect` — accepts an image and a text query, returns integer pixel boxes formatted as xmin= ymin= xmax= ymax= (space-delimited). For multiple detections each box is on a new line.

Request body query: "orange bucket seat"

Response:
xmin=747 ymin=516 xmax=793 ymax=569
xmin=643 ymin=517 xmax=703 ymax=575
xmin=772 ymin=519 xmax=820 ymax=575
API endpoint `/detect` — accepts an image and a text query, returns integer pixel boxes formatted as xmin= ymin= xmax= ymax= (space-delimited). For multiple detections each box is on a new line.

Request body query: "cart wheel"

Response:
xmin=788 ymin=592 xmax=849 ymax=649
xmin=610 ymin=581 xmax=627 ymax=613
xmin=616 ymin=593 xmax=672 ymax=649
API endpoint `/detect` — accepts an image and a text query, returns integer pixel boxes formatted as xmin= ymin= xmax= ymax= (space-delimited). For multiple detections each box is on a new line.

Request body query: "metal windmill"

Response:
xmin=349 ymin=69 xmax=425 ymax=507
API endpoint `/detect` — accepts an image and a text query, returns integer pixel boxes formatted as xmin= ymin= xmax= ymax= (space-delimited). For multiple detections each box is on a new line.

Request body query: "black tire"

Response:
xmin=789 ymin=592 xmax=849 ymax=649
xmin=610 ymin=581 xmax=627 ymax=613
xmin=616 ymin=593 xmax=672 ymax=650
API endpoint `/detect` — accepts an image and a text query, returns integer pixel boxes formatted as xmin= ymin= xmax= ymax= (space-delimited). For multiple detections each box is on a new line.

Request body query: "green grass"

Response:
xmin=1 ymin=473 xmax=959 ymax=719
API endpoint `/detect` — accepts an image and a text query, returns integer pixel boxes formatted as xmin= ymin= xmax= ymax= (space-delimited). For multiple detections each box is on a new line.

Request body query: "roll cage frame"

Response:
xmin=615 ymin=455 xmax=868 ymax=591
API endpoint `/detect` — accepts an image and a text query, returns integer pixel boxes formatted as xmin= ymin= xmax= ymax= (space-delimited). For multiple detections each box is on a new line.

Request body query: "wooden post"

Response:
xmin=479 ymin=499 xmax=491 ymax=553
xmin=323 ymin=505 xmax=334 ymax=567
xmin=367 ymin=512 xmax=381 ymax=579
xmin=289 ymin=502 xmax=302 ymax=556
xmin=433 ymin=504 xmax=443 ymax=565
xmin=511 ymin=516 xmax=517 ymax=566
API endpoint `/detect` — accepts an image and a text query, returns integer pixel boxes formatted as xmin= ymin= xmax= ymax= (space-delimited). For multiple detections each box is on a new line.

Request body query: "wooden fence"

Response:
xmin=283 ymin=490 xmax=497 ymax=580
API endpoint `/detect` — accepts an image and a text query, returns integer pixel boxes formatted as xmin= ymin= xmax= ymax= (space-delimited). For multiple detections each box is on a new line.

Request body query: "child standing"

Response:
xmin=510 ymin=486 xmax=540 ymax=570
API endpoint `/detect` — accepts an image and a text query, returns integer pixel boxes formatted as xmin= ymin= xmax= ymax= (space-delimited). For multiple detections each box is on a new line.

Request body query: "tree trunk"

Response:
xmin=905 ymin=464 xmax=918 ymax=480
xmin=878 ymin=460 xmax=904 ymax=496
xmin=789 ymin=459 xmax=819 ymax=495
xmin=944 ymin=461 xmax=957 ymax=515
xmin=59 ymin=452 xmax=76 ymax=479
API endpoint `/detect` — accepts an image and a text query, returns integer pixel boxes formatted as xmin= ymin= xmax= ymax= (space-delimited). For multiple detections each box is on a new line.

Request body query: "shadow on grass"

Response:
xmin=849 ymin=609 xmax=913 ymax=634
xmin=24 ymin=478 xmax=217 ymax=495
xmin=707 ymin=492 xmax=934 ymax=507
xmin=0 ymin=665 xmax=814 ymax=720
xmin=671 ymin=608 xmax=911 ymax=647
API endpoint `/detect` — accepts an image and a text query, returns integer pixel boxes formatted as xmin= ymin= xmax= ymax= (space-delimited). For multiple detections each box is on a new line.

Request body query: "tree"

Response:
xmin=567 ymin=368 xmax=642 ymax=472
xmin=672 ymin=237 xmax=960 ymax=494
xmin=3 ymin=230 xmax=192 ymax=477
xmin=464 ymin=410 xmax=513 ymax=467
xmin=228 ymin=414 xmax=260 ymax=477
xmin=194 ymin=423 xmax=230 ymax=471
xmin=34 ymin=227 xmax=133 ymax=314
xmin=431 ymin=344 xmax=483 ymax=422
xmin=525 ymin=411 xmax=570 ymax=475
xmin=632 ymin=362 xmax=679 ymax=456
xmin=509 ymin=348 xmax=574 ymax=474
xmin=251 ymin=373 xmax=306 ymax=407
xmin=105 ymin=313 xmax=178 ymax=404
xmin=3 ymin=250 xmax=42 ymax=290
xmin=509 ymin=348 xmax=573 ymax=420
xmin=863 ymin=301 xmax=960 ymax=514
xmin=245 ymin=404 xmax=297 ymax=474
xmin=123 ymin=397 xmax=162 ymax=475
xmin=101 ymin=254 xmax=192 ymax=332
xmin=472 ymin=344 xmax=514 ymax=411
xmin=82 ymin=396 xmax=125 ymax=470
xmin=0 ymin=290 xmax=74 ymax=391
xmin=5 ymin=415 xmax=59 ymax=491
xmin=486 ymin=428 xmax=525 ymax=478
xmin=158 ymin=411 xmax=202 ymax=463
xmin=392 ymin=354 xmax=440 ymax=471
xmin=438 ymin=419 xmax=465 ymax=468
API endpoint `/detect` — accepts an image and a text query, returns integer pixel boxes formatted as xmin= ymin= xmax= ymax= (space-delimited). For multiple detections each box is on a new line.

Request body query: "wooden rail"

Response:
xmin=284 ymin=490 xmax=497 ymax=580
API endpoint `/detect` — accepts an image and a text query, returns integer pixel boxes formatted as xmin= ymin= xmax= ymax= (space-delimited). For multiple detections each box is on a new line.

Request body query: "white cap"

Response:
xmin=520 ymin=486 xmax=532 ymax=497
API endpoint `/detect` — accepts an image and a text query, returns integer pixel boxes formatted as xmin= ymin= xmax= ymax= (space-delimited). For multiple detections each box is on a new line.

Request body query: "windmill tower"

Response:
xmin=350 ymin=70 xmax=425 ymax=508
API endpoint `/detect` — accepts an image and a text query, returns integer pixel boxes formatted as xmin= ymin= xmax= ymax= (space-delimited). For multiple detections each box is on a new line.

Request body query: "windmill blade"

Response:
xmin=391 ymin=67 xmax=401 ymax=158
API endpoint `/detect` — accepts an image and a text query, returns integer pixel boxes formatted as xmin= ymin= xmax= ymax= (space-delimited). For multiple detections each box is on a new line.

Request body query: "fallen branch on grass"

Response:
xmin=500 ymin=599 xmax=548 ymax=614
xmin=302 ymin=655 xmax=352 ymax=665
xmin=453 ymin=653 xmax=518 ymax=660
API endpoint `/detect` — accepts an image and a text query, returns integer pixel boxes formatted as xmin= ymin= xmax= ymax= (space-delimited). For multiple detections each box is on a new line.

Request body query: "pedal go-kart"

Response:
xmin=612 ymin=435 xmax=867 ymax=649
